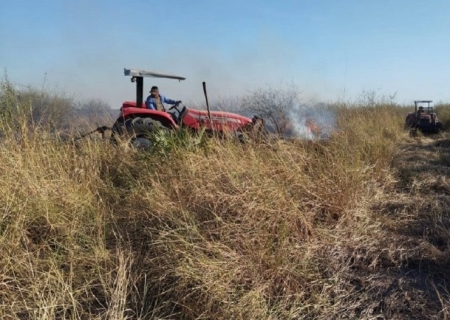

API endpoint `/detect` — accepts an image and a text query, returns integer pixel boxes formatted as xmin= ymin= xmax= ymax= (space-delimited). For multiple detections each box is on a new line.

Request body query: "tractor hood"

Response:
xmin=124 ymin=68 xmax=186 ymax=81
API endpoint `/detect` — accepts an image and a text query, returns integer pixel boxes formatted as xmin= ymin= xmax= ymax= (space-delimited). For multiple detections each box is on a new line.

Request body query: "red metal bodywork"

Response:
xmin=405 ymin=112 xmax=438 ymax=127
xmin=182 ymin=109 xmax=252 ymax=132
xmin=120 ymin=101 xmax=252 ymax=133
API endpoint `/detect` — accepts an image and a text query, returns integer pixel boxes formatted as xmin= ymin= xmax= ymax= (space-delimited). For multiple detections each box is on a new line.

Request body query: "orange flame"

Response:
xmin=305 ymin=118 xmax=321 ymax=136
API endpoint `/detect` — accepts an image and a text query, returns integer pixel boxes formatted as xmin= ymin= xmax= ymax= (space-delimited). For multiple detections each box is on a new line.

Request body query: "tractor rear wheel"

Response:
xmin=126 ymin=117 xmax=169 ymax=136
xmin=130 ymin=136 xmax=154 ymax=149
xmin=111 ymin=117 xmax=171 ymax=149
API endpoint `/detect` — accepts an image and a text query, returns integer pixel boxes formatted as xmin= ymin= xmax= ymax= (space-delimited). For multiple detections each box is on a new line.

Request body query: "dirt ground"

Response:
xmin=367 ymin=134 xmax=450 ymax=319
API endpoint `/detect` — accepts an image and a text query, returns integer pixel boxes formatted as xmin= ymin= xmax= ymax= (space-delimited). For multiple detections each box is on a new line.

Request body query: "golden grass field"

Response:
xmin=1 ymin=84 xmax=450 ymax=319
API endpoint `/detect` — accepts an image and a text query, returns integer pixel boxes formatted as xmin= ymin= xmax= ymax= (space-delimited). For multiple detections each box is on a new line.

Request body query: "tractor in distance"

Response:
xmin=404 ymin=100 xmax=443 ymax=135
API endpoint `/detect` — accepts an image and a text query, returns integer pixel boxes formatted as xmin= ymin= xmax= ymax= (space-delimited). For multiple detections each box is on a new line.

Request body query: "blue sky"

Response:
xmin=1 ymin=0 xmax=450 ymax=107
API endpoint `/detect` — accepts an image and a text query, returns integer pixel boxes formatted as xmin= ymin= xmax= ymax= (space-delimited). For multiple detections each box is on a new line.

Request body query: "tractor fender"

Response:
xmin=121 ymin=107 xmax=178 ymax=129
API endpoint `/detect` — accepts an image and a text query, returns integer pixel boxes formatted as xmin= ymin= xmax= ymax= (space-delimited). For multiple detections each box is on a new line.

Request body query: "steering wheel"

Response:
xmin=168 ymin=101 xmax=182 ymax=111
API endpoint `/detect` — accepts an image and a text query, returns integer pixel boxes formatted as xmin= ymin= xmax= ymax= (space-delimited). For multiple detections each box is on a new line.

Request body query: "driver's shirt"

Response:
xmin=145 ymin=94 xmax=178 ymax=110
xmin=154 ymin=96 xmax=164 ymax=111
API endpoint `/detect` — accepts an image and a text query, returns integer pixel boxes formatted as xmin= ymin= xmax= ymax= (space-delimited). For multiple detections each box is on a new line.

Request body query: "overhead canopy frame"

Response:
xmin=414 ymin=100 xmax=433 ymax=104
xmin=124 ymin=68 xmax=187 ymax=107
xmin=414 ymin=100 xmax=433 ymax=112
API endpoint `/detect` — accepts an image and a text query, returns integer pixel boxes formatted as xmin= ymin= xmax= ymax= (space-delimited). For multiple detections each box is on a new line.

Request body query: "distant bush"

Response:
xmin=241 ymin=83 xmax=302 ymax=135
xmin=435 ymin=103 xmax=450 ymax=130
xmin=23 ymin=88 xmax=75 ymax=129
xmin=1 ymin=77 xmax=75 ymax=133
xmin=73 ymin=97 xmax=116 ymax=129
xmin=0 ymin=75 xmax=115 ymax=138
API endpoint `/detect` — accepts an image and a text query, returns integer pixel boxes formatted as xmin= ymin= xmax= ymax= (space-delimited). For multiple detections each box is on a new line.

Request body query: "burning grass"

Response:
xmin=1 ymin=85 xmax=450 ymax=319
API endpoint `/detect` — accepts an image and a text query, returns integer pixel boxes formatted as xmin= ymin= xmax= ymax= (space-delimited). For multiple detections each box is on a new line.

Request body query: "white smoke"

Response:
xmin=288 ymin=102 xmax=336 ymax=140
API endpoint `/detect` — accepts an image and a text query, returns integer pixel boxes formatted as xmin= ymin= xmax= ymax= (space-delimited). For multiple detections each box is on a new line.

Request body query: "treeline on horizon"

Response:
xmin=2 ymin=74 xmax=450 ymax=137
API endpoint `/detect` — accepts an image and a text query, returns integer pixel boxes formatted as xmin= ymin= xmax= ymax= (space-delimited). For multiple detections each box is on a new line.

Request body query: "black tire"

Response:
xmin=126 ymin=117 xmax=169 ymax=136
xmin=129 ymin=117 xmax=171 ymax=149
xmin=130 ymin=136 xmax=154 ymax=149
xmin=110 ymin=117 xmax=170 ymax=148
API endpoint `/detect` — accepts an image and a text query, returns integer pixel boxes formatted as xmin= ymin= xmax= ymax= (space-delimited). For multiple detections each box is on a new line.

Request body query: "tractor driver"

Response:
xmin=145 ymin=86 xmax=181 ymax=111
xmin=417 ymin=106 xmax=424 ymax=115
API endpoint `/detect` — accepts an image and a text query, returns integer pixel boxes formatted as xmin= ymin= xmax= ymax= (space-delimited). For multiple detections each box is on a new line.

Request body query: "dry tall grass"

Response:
xmin=1 ymin=85 xmax=450 ymax=319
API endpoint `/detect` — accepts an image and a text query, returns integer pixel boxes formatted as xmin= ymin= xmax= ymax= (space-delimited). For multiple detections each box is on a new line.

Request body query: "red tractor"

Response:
xmin=104 ymin=68 xmax=266 ymax=147
xmin=405 ymin=100 xmax=442 ymax=135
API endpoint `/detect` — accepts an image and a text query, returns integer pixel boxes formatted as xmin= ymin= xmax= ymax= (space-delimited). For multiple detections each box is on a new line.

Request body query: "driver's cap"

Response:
xmin=150 ymin=86 xmax=158 ymax=93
